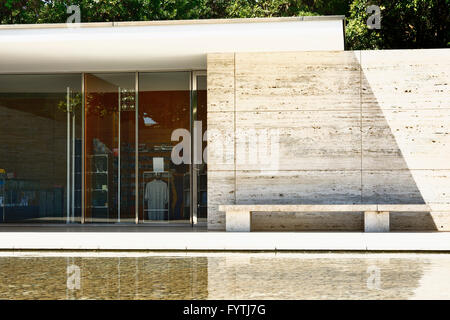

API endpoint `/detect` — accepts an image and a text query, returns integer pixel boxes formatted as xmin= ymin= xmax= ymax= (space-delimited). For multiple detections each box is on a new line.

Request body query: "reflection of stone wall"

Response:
xmin=0 ymin=104 xmax=67 ymax=188
xmin=206 ymin=255 xmax=434 ymax=300
xmin=207 ymin=49 xmax=450 ymax=231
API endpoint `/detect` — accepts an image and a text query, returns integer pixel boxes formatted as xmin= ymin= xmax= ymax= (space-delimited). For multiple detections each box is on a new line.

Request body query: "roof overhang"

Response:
xmin=0 ymin=17 xmax=345 ymax=73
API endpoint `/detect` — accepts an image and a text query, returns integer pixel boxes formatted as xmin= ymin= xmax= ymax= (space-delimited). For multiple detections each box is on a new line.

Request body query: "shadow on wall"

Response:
xmin=359 ymin=51 xmax=435 ymax=231
xmin=234 ymin=51 xmax=441 ymax=231
xmin=360 ymin=58 xmax=424 ymax=205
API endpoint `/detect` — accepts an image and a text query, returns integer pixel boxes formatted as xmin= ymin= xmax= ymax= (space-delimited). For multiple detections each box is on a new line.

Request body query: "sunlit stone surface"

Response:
xmin=0 ymin=252 xmax=449 ymax=300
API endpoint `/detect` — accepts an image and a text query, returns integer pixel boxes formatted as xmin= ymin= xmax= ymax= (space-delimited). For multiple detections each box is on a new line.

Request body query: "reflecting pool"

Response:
xmin=0 ymin=252 xmax=449 ymax=299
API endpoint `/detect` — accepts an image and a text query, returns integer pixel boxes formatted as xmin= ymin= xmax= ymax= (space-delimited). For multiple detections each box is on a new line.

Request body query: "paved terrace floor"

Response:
xmin=0 ymin=225 xmax=208 ymax=232
xmin=0 ymin=225 xmax=449 ymax=251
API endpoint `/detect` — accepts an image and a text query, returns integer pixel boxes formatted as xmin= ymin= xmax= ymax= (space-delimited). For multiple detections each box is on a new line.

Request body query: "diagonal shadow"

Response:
xmin=358 ymin=51 xmax=435 ymax=230
xmin=251 ymin=51 xmax=436 ymax=231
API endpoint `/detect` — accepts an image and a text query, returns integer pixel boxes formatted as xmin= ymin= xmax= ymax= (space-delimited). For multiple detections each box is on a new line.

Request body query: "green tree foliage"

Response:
xmin=0 ymin=0 xmax=349 ymax=22
xmin=346 ymin=0 xmax=449 ymax=49
xmin=218 ymin=0 xmax=349 ymax=18
xmin=0 ymin=0 xmax=448 ymax=49
xmin=0 ymin=0 xmax=212 ymax=23
xmin=1 ymin=0 xmax=43 ymax=24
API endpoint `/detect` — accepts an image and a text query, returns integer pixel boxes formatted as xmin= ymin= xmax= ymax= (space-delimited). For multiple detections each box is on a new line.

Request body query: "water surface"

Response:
xmin=0 ymin=252 xmax=449 ymax=299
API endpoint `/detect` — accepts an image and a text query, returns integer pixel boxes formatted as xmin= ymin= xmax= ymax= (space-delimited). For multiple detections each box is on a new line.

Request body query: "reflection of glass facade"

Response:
xmin=0 ymin=72 xmax=205 ymax=225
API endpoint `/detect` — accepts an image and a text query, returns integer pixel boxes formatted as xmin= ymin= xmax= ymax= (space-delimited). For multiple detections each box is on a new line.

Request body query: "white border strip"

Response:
xmin=1 ymin=232 xmax=450 ymax=251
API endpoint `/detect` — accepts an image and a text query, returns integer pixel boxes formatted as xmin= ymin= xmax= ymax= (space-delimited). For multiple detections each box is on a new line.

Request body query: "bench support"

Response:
xmin=220 ymin=204 xmax=435 ymax=232
xmin=225 ymin=210 xmax=391 ymax=232
xmin=364 ymin=211 xmax=390 ymax=232
xmin=226 ymin=210 xmax=251 ymax=232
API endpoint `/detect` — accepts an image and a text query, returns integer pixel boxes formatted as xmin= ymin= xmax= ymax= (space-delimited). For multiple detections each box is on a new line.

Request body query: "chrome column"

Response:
xmin=81 ymin=73 xmax=85 ymax=224
xmin=135 ymin=72 xmax=139 ymax=224
xmin=118 ymin=87 xmax=121 ymax=223
xmin=66 ymin=86 xmax=70 ymax=224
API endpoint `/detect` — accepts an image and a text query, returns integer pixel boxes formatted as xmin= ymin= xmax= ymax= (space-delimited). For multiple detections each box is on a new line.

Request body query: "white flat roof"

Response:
xmin=0 ymin=17 xmax=345 ymax=73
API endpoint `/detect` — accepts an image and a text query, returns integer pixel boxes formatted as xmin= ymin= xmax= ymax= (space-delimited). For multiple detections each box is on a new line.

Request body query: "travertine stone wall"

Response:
xmin=207 ymin=49 xmax=450 ymax=231
xmin=207 ymin=53 xmax=236 ymax=228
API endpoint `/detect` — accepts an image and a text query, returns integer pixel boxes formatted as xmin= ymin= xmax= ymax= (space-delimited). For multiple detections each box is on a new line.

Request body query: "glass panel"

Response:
xmin=138 ymin=72 xmax=191 ymax=223
xmin=195 ymin=75 xmax=207 ymax=223
xmin=84 ymin=73 xmax=135 ymax=223
xmin=0 ymin=74 xmax=82 ymax=223
xmin=119 ymin=79 xmax=136 ymax=223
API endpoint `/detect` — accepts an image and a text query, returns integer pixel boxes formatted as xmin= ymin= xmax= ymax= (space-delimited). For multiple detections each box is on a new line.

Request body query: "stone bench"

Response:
xmin=218 ymin=204 xmax=434 ymax=232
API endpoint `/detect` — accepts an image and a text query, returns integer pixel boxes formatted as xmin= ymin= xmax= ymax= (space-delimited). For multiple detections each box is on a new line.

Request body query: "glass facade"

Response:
xmin=84 ymin=73 xmax=136 ymax=223
xmin=138 ymin=72 xmax=191 ymax=223
xmin=193 ymin=74 xmax=207 ymax=223
xmin=0 ymin=72 xmax=206 ymax=225
xmin=0 ymin=74 xmax=82 ymax=223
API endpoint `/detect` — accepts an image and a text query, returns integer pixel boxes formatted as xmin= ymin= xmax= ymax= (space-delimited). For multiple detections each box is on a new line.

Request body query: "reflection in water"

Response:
xmin=0 ymin=252 xmax=449 ymax=300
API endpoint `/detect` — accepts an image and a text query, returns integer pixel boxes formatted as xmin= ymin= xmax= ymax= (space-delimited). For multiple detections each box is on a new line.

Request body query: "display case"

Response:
xmin=0 ymin=172 xmax=5 ymax=223
xmin=87 ymin=154 xmax=112 ymax=222
xmin=183 ymin=172 xmax=190 ymax=219
xmin=197 ymin=163 xmax=207 ymax=220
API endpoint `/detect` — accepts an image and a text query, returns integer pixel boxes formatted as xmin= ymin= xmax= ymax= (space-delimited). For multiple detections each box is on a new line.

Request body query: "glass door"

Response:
xmin=84 ymin=73 xmax=136 ymax=223
xmin=0 ymin=74 xmax=82 ymax=224
xmin=192 ymin=72 xmax=207 ymax=224
xmin=82 ymin=71 xmax=205 ymax=225
xmin=138 ymin=72 xmax=191 ymax=224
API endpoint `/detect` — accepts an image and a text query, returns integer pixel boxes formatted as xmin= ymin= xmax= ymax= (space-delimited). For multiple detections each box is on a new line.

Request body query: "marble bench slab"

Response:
xmin=219 ymin=204 xmax=436 ymax=232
